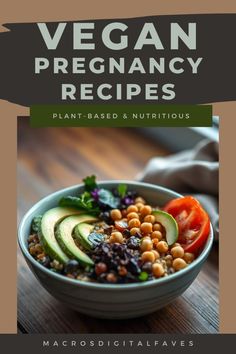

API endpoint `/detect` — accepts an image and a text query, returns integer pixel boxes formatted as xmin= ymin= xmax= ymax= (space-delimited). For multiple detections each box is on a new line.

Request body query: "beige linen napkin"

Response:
xmin=137 ymin=140 xmax=219 ymax=239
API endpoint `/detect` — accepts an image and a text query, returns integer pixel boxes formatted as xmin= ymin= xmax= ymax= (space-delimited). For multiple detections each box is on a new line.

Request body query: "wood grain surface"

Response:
xmin=17 ymin=119 xmax=219 ymax=333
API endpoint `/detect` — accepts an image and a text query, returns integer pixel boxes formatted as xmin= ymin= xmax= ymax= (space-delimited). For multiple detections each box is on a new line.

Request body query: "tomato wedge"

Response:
xmin=164 ymin=196 xmax=210 ymax=254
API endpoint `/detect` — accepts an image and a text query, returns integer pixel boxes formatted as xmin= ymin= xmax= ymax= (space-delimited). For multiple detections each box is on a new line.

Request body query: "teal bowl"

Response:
xmin=18 ymin=181 xmax=214 ymax=319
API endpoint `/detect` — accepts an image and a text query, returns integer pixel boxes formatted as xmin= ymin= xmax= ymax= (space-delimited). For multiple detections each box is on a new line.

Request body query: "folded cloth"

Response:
xmin=137 ymin=139 xmax=219 ymax=239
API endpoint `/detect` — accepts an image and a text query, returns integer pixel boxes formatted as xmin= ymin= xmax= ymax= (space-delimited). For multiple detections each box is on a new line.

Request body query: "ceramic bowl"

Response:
xmin=18 ymin=181 xmax=214 ymax=319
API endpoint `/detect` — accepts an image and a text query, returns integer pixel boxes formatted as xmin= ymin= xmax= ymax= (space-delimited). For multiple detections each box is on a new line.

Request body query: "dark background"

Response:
xmin=1 ymin=14 xmax=236 ymax=106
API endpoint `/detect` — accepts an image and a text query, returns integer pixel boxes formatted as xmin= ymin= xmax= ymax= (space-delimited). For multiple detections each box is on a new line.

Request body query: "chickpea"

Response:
xmin=151 ymin=250 xmax=160 ymax=260
xmin=161 ymin=259 xmax=167 ymax=266
xmin=171 ymin=246 xmax=185 ymax=259
xmin=110 ymin=231 xmax=124 ymax=244
xmin=30 ymin=244 xmax=43 ymax=256
xmin=28 ymin=242 xmax=35 ymax=249
xmin=127 ymin=212 xmax=139 ymax=221
xmin=106 ymin=273 xmax=117 ymax=283
xmin=130 ymin=227 xmax=140 ymax=236
xmin=172 ymin=258 xmax=187 ymax=271
xmin=37 ymin=253 xmax=46 ymax=260
xmin=152 ymin=238 xmax=159 ymax=249
xmin=28 ymin=234 xmax=38 ymax=243
xmin=95 ymin=262 xmax=107 ymax=275
xmin=140 ymin=205 xmax=152 ymax=217
xmin=165 ymin=254 xmax=173 ymax=261
xmin=135 ymin=197 xmax=146 ymax=204
xmin=140 ymin=222 xmax=153 ymax=234
xmin=51 ymin=260 xmax=63 ymax=271
xmin=110 ymin=209 xmax=122 ymax=221
xmin=140 ymin=237 xmax=153 ymax=252
xmin=35 ymin=243 xmax=43 ymax=253
xmin=151 ymin=230 xmax=163 ymax=240
xmin=157 ymin=241 xmax=169 ymax=253
xmin=184 ymin=252 xmax=195 ymax=263
xmin=135 ymin=202 xmax=145 ymax=211
xmin=144 ymin=215 xmax=156 ymax=224
xmin=172 ymin=242 xmax=181 ymax=248
xmin=128 ymin=218 xmax=141 ymax=228
xmin=127 ymin=205 xmax=138 ymax=213
xmin=152 ymin=263 xmax=165 ymax=278
xmin=153 ymin=223 xmax=163 ymax=232
xmin=141 ymin=251 xmax=155 ymax=263
xmin=164 ymin=255 xmax=173 ymax=267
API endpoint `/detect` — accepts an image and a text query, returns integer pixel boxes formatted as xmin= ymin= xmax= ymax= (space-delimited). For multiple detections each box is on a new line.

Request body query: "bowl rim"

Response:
xmin=18 ymin=180 xmax=214 ymax=291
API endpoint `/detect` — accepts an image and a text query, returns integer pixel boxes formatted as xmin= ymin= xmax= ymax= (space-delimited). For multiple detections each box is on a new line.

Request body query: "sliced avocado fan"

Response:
xmin=39 ymin=207 xmax=82 ymax=264
xmin=56 ymin=214 xmax=98 ymax=267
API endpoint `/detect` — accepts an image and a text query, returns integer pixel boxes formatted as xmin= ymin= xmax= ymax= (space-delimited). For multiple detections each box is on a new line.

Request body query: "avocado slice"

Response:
xmin=75 ymin=223 xmax=105 ymax=250
xmin=56 ymin=214 xmax=98 ymax=266
xmin=152 ymin=210 xmax=179 ymax=245
xmin=74 ymin=223 xmax=94 ymax=250
xmin=39 ymin=207 xmax=82 ymax=263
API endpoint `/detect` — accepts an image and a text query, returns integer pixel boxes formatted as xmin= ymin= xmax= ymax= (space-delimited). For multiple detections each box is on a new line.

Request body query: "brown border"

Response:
xmin=0 ymin=0 xmax=236 ymax=334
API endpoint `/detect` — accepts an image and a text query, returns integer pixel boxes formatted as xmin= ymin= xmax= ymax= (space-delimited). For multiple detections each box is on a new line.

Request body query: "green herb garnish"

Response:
xmin=59 ymin=175 xmax=124 ymax=213
xmin=59 ymin=192 xmax=99 ymax=214
xmin=83 ymin=175 xmax=97 ymax=192
xmin=138 ymin=271 xmax=149 ymax=282
xmin=118 ymin=183 xmax=127 ymax=198
xmin=31 ymin=215 xmax=42 ymax=233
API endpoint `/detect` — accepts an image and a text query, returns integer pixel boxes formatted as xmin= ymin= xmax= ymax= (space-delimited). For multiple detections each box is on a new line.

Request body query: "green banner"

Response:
xmin=30 ymin=104 xmax=212 ymax=127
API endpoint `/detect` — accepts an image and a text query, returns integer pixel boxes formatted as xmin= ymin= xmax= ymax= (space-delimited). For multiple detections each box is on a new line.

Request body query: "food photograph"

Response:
xmin=17 ymin=118 xmax=219 ymax=333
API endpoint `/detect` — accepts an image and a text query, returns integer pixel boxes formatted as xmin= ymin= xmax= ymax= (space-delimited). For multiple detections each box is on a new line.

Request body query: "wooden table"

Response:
xmin=17 ymin=119 xmax=219 ymax=334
